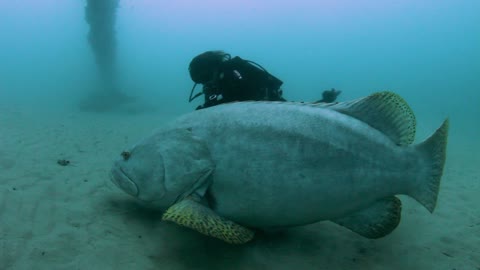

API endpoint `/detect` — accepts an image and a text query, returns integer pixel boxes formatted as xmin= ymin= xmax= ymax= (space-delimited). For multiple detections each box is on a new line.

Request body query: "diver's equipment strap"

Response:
xmin=189 ymin=83 xmax=203 ymax=102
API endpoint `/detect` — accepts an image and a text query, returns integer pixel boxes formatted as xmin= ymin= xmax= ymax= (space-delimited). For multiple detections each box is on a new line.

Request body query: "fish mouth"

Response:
xmin=110 ymin=167 xmax=139 ymax=197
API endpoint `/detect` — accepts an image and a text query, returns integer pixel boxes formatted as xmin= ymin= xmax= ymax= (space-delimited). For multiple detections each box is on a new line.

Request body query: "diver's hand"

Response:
xmin=321 ymin=88 xmax=342 ymax=103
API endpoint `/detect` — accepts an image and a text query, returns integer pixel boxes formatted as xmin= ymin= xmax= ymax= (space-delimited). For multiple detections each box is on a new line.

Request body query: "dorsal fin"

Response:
xmin=218 ymin=91 xmax=416 ymax=145
xmin=319 ymin=91 xmax=416 ymax=145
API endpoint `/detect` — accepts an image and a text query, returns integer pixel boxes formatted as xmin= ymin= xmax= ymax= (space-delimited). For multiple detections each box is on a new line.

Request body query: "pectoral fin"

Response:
xmin=162 ymin=197 xmax=255 ymax=244
xmin=332 ymin=196 xmax=402 ymax=239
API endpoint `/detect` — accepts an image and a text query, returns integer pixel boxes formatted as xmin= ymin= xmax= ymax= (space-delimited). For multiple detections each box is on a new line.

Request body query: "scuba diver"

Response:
xmin=187 ymin=50 xmax=342 ymax=110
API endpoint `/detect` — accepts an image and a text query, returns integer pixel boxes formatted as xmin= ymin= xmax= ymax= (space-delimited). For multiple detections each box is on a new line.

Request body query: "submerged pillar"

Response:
xmin=81 ymin=0 xmax=140 ymax=112
xmin=85 ymin=0 xmax=119 ymax=93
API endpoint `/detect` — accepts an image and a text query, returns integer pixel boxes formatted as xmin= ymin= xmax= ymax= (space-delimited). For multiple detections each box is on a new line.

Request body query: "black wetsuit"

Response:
xmin=198 ymin=56 xmax=284 ymax=110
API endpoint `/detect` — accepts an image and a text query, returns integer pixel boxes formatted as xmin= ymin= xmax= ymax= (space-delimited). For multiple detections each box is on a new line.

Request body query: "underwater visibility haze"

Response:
xmin=0 ymin=0 xmax=479 ymax=269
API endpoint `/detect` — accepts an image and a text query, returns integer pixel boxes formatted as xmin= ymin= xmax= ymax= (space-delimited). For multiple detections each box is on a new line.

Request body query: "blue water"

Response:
xmin=0 ymin=1 xmax=479 ymax=269
xmin=1 ymin=1 xmax=479 ymax=116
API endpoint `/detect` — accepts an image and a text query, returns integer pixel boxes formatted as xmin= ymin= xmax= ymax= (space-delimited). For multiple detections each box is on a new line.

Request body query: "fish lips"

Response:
xmin=110 ymin=166 xmax=139 ymax=197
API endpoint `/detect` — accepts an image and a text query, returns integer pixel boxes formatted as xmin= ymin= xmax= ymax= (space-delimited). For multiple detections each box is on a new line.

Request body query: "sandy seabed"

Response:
xmin=0 ymin=103 xmax=479 ymax=270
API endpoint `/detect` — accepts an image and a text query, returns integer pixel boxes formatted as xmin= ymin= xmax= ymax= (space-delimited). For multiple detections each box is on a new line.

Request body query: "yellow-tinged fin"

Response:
xmin=332 ymin=196 xmax=402 ymax=239
xmin=162 ymin=197 xmax=255 ymax=244
xmin=321 ymin=91 xmax=417 ymax=145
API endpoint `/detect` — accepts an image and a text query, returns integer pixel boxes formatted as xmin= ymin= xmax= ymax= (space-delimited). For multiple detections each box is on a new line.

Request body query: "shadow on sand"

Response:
xmin=101 ymin=196 xmax=396 ymax=270
xmin=78 ymin=90 xmax=157 ymax=114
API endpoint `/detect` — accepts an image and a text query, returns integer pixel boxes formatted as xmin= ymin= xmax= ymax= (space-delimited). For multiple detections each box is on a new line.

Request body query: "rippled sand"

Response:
xmin=1 ymin=104 xmax=478 ymax=270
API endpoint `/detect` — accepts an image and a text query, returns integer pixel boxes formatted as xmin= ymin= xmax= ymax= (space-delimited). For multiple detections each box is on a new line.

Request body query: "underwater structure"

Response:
xmin=81 ymin=0 xmax=134 ymax=111
xmin=85 ymin=0 xmax=119 ymax=93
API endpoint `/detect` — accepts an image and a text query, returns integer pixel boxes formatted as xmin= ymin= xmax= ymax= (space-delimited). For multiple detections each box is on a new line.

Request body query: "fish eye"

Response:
xmin=121 ymin=151 xmax=131 ymax=161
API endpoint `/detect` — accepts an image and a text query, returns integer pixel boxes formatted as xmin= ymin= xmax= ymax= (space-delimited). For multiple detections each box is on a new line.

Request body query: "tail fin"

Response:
xmin=410 ymin=119 xmax=449 ymax=213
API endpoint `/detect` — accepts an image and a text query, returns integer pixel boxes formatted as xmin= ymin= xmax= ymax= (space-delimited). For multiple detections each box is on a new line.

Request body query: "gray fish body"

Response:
xmin=168 ymin=102 xmax=418 ymax=229
xmin=111 ymin=92 xmax=448 ymax=239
